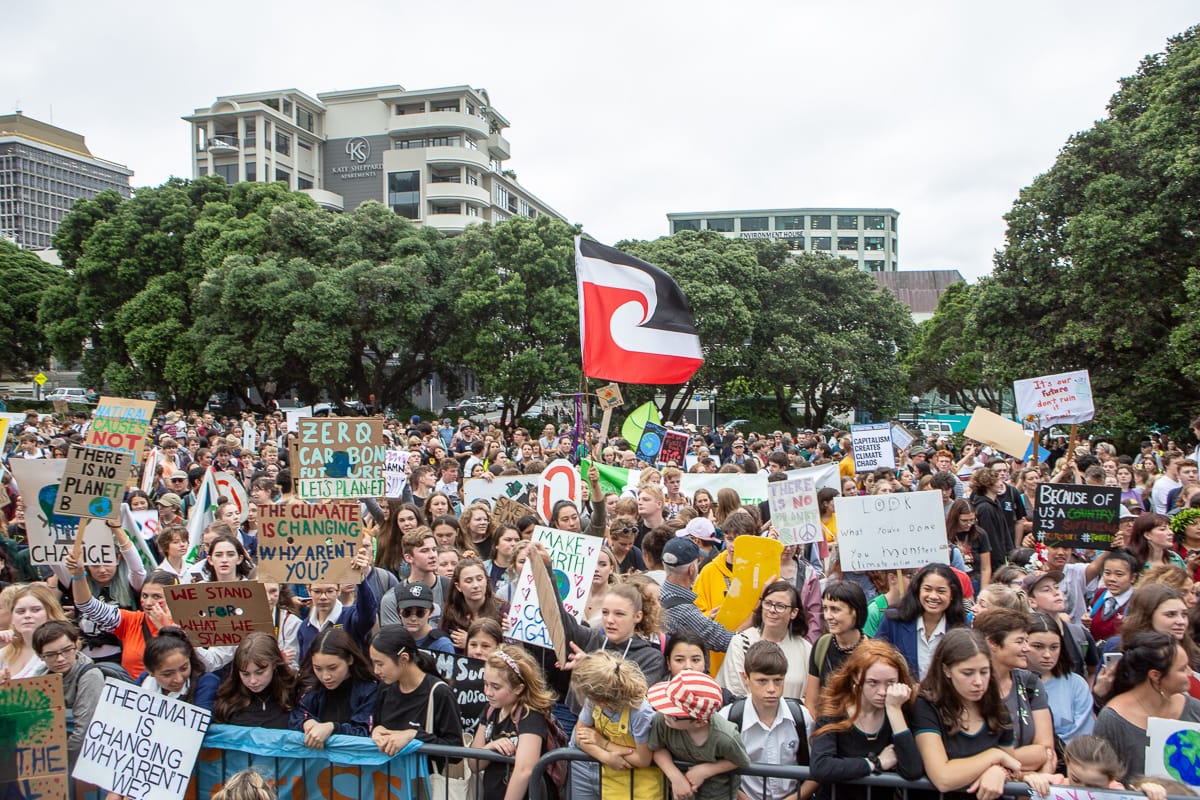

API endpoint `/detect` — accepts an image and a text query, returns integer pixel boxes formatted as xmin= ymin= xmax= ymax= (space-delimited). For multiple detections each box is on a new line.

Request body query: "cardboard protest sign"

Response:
xmin=139 ymin=448 xmax=160 ymax=495
xmin=530 ymin=553 xmax=569 ymax=662
xmin=213 ymin=471 xmax=249 ymax=523
xmin=507 ymin=526 xmax=601 ymax=652
xmin=293 ymin=417 xmax=386 ymax=500
xmin=241 ymin=425 xmax=257 ymax=455
xmin=890 ymin=424 xmax=915 ymax=452
xmin=384 ymin=449 xmax=408 ymax=498
xmin=10 ymin=459 xmax=119 ymax=565
xmin=52 ymin=444 xmax=131 ymax=522
xmin=768 ymin=475 xmax=821 ymax=545
xmin=635 ymin=422 xmax=667 ymax=462
xmin=0 ymin=674 xmax=68 ymax=800
xmin=834 ymin=491 xmax=948 ymax=572
xmin=596 ymin=382 xmax=623 ymax=409
xmin=657 ymin=430 xmax=690 ymax=467
xmin=492 ymin=496 xmax=532 ymax=528
xmin=257 ymin=502 xmax=363 ymax=584
xmin=423 ymin=650 xmax=488 ymax=734
xmin=1034 ymin=484 xmax=1120 ymax=549
xmin=86 ymin=396 xmax=155 ymax=467
xmin=164 ymin=581 xmax=274 ymax=648
xmin=620 ymin=401 xmax=661 ymax=446
xmin=1023 ymin=439 xmax=1052 ymax=464
xmin=850 ymin=423 xmax=896 ymax=472
xmin=964 ymin=406 xmax=1030 ymax=457
xmin=52 ymin=398 xmax=69 ymax=416
xmin=537 ymin=459 xmax=580 ymax=523
xmin=1146 ymin=716 xmax=1200 ymax=787
xmin=464 ymin=475 xmax=538 ymax=510
xmin=1014 ymin=369 xmax=1094 ymax=427
xmin=74 ymin=679 xmax=211 ymax=800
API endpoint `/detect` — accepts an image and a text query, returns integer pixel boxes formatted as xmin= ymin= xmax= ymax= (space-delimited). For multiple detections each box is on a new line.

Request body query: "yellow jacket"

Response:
xmin=693 ymin=555 xmax=734 ymax=615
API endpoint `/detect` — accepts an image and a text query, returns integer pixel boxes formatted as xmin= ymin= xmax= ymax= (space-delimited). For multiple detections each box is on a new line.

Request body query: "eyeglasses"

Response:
xmin=39 ymin=645 xmax=76 ymax=661
xmin=401 ymin=606 xmax=429 ymax=618
xmin=761 ymin=601 xmax=793 ymax=614
xmin=310 ymin=588 xmax=338 ymax=597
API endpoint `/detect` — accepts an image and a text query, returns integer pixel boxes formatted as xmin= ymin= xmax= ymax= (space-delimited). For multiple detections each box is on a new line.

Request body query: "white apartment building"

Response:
xmin=184 ymin=84 xmax=564 ymax=232
xmin=666 ymin=208 xmax=899 ymax=272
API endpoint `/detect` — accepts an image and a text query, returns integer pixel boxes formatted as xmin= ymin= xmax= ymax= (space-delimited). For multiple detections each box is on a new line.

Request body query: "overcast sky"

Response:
xmin=6 ymin=1 xmax=1196 ymax=280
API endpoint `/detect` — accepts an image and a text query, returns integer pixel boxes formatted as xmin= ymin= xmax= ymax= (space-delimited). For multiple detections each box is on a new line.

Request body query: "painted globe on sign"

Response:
xmin=1164 ymin=728 xmax=1200 ymax=786
xmin=553 ymin=569 xmax=571 ymax=600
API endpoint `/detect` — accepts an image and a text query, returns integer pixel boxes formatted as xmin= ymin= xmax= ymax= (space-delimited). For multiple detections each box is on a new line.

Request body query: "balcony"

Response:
xmin=427 ymin=181 xmax=490 ymax=206
xmin=487 ymin=133 xmax=511 ymax=160
xmin=423 ymin=212 xmax=485 ymax=234
xmin=388 ymin=110 xmax=489 ymax=138
xmin=422 ymin=146 xmax=490 ymax=170
xmin=300 ymin=188 xmax=344 ymax=212
xmin=207 ymin=135 xmax=239 ymax=152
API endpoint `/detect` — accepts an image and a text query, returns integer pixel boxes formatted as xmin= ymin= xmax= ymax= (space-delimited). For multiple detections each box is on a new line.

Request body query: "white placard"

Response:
xmin=851 ymin=423 xmax=896 ymax=473
xmin=384 ymin=449 xmax=408 ymax=498
xmin=890 ymin=424 xmax=915 ymax=451
xmin=463 ymin=474 xmax=538 ymax=509
xmin=833 ymin=491 xmax=948 ymax=572
xmin=506 ymin=526 xmax=601 ymax=650
xmin=1146 ymin=715 xmax=1200 ymax=787
xmin=537 ymin=458 xmax=580 ymax=522
xmin=241 ymin=425 xmax=258 ymax=454
xmin=74 ymin=678 xmax=211 ymax=800
xmin=283 ymin=406 xmax=312 ymax=433
xmin=129 ymin=508 xmax=160 ymax=543
xmin=8 ymin=459 xmax=119 ymax=565
xmin=1013 ymin=369 xmax=1094 ymax=427
xmin=768 ymin=475 xmax=822 ymax=545
xmin=213 ymin=470 xmax=249 ymax=523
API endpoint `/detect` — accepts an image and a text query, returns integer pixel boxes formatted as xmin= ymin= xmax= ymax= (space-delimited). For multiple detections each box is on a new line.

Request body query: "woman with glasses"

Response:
xmin=31 ymin=620 xmax=104 ymax=767
xmin=716 ymin=580 xmax=811 ymax=698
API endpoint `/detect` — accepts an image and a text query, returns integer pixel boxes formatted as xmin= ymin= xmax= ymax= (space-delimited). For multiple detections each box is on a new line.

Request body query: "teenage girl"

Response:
xmin=212 ymin=632 xmax=295 ymax=728
xmin=289 ymin=628 xmax=379 ymax=746
xmin=368 ymin=624 xmax=463 ymax=755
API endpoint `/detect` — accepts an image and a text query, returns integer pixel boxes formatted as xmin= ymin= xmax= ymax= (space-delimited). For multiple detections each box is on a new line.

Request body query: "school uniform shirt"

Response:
xmin=717 ymin=699 xmax=808 ymax=800
xmin=648 ymin=712 xmax=750 ymax=800
xmin=226 ymin=692 xmax=291 ymax=729
xmin=916 ymin=615 xmax=947 ymax=680
xmin=1089 ymin=586 xmax=1133 ymax=645
xmin=374 ymin=674 xmax=463 ymax=746
xmin=718 ymin=629 xmax=810 ymax=699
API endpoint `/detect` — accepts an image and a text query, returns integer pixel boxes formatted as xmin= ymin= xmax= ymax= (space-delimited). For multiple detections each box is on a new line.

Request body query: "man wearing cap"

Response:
xmin=394 ymin=583 xmax=455 ymax=654
xmin=648 ymin=670 xmax=749 ymax=800
xmin=162 ymin=468 xmax=193 ymax=512
xmin=727 ymin=439 xmax=749 ymax=468
xmin=1022 ymin=570 xmax=1098 ymax=680
xmin=156 ymin=492 xmax=184 ymax=529
xmin=659 ymin=538 xmax=736 ymax=654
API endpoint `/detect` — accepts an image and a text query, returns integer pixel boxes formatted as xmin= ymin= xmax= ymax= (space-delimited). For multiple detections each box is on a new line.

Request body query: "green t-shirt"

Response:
xmin=863 ymin=593 xmax=890 ymax=638
xmin=648 ymin=712 xmax=750 ymax=800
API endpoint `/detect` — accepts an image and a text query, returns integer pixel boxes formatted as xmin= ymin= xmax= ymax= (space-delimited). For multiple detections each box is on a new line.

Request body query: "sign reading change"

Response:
xmin=1034 ymin=484 xmax=1120 ymax=550
xmin=257 ymin=502 xmax=363 ymax=584
xmin=293 ymin=417 xmax=386 ymax=499
xmin=53 ymin=444 xmax=132 ymax=522
xmin=834 ymin=491 xmax=948 ymax=572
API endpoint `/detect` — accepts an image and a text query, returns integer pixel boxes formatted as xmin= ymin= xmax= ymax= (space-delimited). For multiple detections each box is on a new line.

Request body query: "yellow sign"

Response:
xmin=34 ymin=372 xmax=48 ymax=386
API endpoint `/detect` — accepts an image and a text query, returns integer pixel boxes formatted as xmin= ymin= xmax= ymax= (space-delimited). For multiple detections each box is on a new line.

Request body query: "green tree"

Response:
xmin=0 ymin=239 xmax=67 ymax=376
xmin=978 ymin=26 xmax=1200 ymax=434
xmin=904 ymin=281 xmax=1005 ymax=411
xmin=446 ymin=215 xmax=582 ymax=422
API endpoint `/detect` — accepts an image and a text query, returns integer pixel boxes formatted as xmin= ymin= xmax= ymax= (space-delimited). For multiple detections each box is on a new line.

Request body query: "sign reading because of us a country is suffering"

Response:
xmin=74 ymin=679 xmax=210 ymax=800
xmin=506 ymin=526 xmax=600 ymax=653
xmin=52 ymin=444 xmax=132 ymax=522
xmin=293 ymin=417 xmax=386 ymax=500
xmin=256 ymin=502 xmax=363 ymax=584
xmin=833 ymin=491 xmax=948 ymax=572
xmin=1013 ymin=369 xmax=1094 ymax=427
xmin=850 ymin=423 xmax=896 ymax=473
xmin=164 ymin=581 xmax=274 ymax=648
xmin=85 ymin=396 xmax=156 ymax=467
xmin=1 ymin=674 xmax=68 ymax=800
xmin=1034 ymin=483 xmax=1121 ymax=550
xmin=768 ymin=475 xmax=821 ymax=546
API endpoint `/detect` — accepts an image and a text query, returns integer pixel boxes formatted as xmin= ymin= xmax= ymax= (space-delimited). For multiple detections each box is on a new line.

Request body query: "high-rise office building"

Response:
xmin=0 ymin=113 xmax=133 ymax=250
xmin=184 ymin=84 xmax=564 ymax=232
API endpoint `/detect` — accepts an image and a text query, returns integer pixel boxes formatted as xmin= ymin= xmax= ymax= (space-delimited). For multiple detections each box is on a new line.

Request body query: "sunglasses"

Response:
xmin=401 ymin=606 xmax=429 ymax=618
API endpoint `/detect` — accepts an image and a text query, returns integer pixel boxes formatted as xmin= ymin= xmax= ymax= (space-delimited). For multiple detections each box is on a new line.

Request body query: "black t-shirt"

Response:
xmin=482 ymin=707 xmax=550 ymax=800
xmin=226 ymin=692 xmax=291 ymax=729
xmin=911 ymin=696 xmax=1013 ymax=800
xmin=374 ymin=674 xmax=463 ymax=746
xmin=615 ymin=547 xmax=645 ymax=575
xmin=808 ymin=634 xmax=864 ymax=685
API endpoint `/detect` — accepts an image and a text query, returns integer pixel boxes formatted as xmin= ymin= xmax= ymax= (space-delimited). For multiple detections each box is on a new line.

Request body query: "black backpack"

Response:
xmin=725 ymin=696 xmax=810 ymax=764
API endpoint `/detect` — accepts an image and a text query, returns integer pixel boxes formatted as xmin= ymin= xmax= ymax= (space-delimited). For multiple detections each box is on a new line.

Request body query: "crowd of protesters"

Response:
xmin=4 ymin=405 xmax=1200 ymax=800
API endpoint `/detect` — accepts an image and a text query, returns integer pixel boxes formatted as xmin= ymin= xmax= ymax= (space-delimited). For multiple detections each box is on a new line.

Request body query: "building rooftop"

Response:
xmin=873 ymin=269 xmax=965 ymax=315
xmin=0 ymin=112 xmax=93 ymax=157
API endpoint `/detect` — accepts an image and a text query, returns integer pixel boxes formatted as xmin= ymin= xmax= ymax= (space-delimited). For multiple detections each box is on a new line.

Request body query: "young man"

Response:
xmin=1152 ymin=451 xmax=1185 ymax=514
xmin=380 ymin=528 xmax=450 ymax=627
xmin=693 ymin=511 xmax=757 ymax=617
xmin=393 ymin=583 xmax=455 ymax=654
xmin=718 ymin=640 xmax=814 ymax=800
xmin=297 ymin=549 xmax=377 ymax=660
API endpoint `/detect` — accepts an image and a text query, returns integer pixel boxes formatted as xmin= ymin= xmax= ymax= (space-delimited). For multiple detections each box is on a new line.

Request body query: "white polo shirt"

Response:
xmin=718 ymin=699 xmax=810 ymax=800
xmin=916 ymin=615 xmax=948 ymax=680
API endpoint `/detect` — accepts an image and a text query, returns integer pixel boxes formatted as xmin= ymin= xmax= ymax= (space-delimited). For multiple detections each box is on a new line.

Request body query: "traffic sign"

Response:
xmin=34 ymin=372 xmax=48 ymax=386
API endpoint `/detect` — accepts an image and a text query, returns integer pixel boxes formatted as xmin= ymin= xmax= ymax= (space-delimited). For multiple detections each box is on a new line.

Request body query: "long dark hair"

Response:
xmin=1027 ymin=613 xmax=1073 ymax=678
xmin=886 ymin=562 xmax=966 ymax=627
xmin=212 ymin=632 xmax=296 ymax=722
xmin=1102 ymin=631 xmax=1179 ymax=702
xmin=919 ymin=628 xmax=1010 ymax=737
xmin=144 ymin=627 xmax=207 ymax=703
xmin=298 ymin=628 xmax=377 ymax=692
xmin=945 ymin=498 xmax=984 ymax=548
xmin=440 ymin=557 xmax=501 ymax=635
xmin=369 ymin=624 xmax=439 ymax=676
xmin=201 ymin=532 xmax=253 ymax=581
xmin=1128 ymin=513 xmax=1171 ymax=565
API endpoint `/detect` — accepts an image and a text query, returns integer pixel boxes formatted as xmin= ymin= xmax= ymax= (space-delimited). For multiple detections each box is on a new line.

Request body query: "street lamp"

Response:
xmin=910 ymin=395 xmax=921 ymax=426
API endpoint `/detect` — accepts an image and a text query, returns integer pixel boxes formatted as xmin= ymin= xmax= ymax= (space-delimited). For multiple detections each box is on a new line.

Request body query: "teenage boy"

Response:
xmin=694 ymin=511 xmax=757 ymax=616
xmin=393 ymin=583 xmax=455 ymax=654
xmin=648 ymin=670 xmax=750 ymax=800
xmin=381 ymin=529 xmax=450 ymax=627
xmin=718 ymin=640 xmax=815 ymax=800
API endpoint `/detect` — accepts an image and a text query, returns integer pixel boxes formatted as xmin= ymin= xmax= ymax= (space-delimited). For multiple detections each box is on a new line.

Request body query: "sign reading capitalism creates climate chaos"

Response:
xmin=575 ymin=237 xmax=704 ymax=385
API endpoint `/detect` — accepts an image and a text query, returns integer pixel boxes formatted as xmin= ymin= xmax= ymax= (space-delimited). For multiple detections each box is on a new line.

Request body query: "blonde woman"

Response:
xmin=0 ymin=583 xmax=69 ymax=678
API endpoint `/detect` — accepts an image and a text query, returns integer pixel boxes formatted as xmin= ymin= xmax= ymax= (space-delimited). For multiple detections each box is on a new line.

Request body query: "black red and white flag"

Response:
xmin=575 ymin=237 xmax=704 ymax=385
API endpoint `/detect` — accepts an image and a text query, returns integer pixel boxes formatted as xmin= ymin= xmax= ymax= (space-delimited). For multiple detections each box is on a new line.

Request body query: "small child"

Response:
xmin=465 ymin=618 xmax=503 ymax=662
xmin=1061 ymin=736 xmax=1174 ymax=800
xmin=648 ymin=670 xmax=750 ymax=800
xmin=572 ymin=651 xmax=663 ymax=800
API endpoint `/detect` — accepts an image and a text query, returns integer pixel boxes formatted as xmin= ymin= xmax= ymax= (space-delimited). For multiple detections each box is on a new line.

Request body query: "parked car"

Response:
xmin=45 ymin=387 xmax=98 ymax=404
xmin=442 ymin=402 xmax=486 ymax=419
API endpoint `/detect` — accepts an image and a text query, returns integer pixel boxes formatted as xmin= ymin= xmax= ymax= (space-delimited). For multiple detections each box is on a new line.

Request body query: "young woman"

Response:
xmin=946 ymin=498 xmax=992 ymax=591
xmin=810 ymin=641 xmax=923 ymax=800
xmin=1088 ymin=548 xmax=1140 ymax=645
xmin=31 ymin=620 xmax=104 ymax=766
xmin=718 ymin=581 xmax=811 ymax=699
xmin=436 ymin=546 xmax=460 ymax=579
xmin=289 ymin=627 xmax=379 ymax=746
xmin=1117 ymin=464 xmax=1144 ymax=513
xmin=142 ymin=626 xmax=219 ymax=710
xmin=662 ymin=630 xmax=715 ymax=681
xmin=470 ymin=645 xmax=559 ymax=800
xmin=912 ymin=628 xmax=1040 ymax=800
xmin=460 ymin=504 xmax=495 ymax=561
xmin=691 ymin=489 xmax=716 ymax=521
xmin=1026 ymin=613 xmax=1094 ymax=742
xmin=440 ymin=558 xmax=502 ymax=652
xmin=1128 ymin=512 xmax=1187 ymax=571
xmin=200 ymin=532 xmax=253 ymax=582
xmin=585 ymin=546 xmax=618 ymax=628
xmin=1094 ymin=631 xmax=1200 ymax=782
xmin=431 ymin=515 xmax=466 ymax=553
xmin=806 ymin=580 xmax=871 ymax=715
xmin=713 ymin=488 xmax=742 ymax=527
xmin=972 ymin=609 xmax=1056 ymax=772
xmin=424 ymin=492 xmax=454 ymax=523
xmin=778 ymin=543 xmax=823 ymax=642
xmin=0 ymin=583 xmax=68 ymax=677
xmin=368 ymin=625 xmax=463 ymax=755
xmin=483 ymin=524 xmax=521 ymax=596
xmin=212 ymin=632 xmax=295 ymax=728
xmin=874 ymin=563 xmax=967 ymax=680
xmin=1062 ymin=735 xmax=1172 ymax=800
xmin=154 ymin=524 xmax=193 ymax=584
xmin=1112 ymin=583 xmax=1200 ymax=699
xmin=377 ymin=503 xmax=425 ymax=573
xmin=264 ymin=581 xmax=301 ymax=669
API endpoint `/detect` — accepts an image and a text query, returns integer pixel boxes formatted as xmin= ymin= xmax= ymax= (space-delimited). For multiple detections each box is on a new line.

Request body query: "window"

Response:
xmin=297 ymin=176 xmax=313 ymax=190
xmin=262 ymin=98 xmax=280 ymax=111
xmin=865 ymin=260 xmax=885 ymax=272
xmin=275 ymin=168 xmax=290 ymax=184
xmin=810 ymin=215 xmax=831 ymax=230
xmin=891 ymin=218 xmax=898 ymax=234
xmin=673 ymin=219 xmax=701 ymax=233
xmin=863 ymin=237 xmax=885 ymax=251
xmin=466 ymin=103 xmax=475 ymax=115
xmin=864 ymin=215 xmax=886 ymax=230
xmin=467 ymin=205 xmax=480 ymax=217
xmin=837 ymin=237 xmax=858 ymax=251
xmin=389 ymin=171 xmax=420 ymax=219
xmin=198 ymin=166 xmax=208 ymax=176
xmin=775 ymin=215 xmax=803 ymax=230
xmin=811 ymin=236 xmax=831 ymax=251
xmin=298 ymin=108 xmax=315 ymax=132
xmin=739 ymin=216 xmax=768 ymax=231
xmin=245 ymin=161 xmax=256 ymax=182
xmin=837 ymin=214 xmax=859 ymax=230
xmin=214 ymin=163 xmax=237 ymax=184
xmin=244 ymin=129 xmax=256 ymax=148
xmin=430 ymin=201 xmax=460 ymax=215
xmin=428 ymin=136 xmax=460 ymax=147
xmin=396 ymin=139 xmax=424 ymax=150
xmin=282 ymin=99 xmax=293 ymax=116
xmin=298 ymin=139 xmax=312 ymax=151
xmin=275 ymin=131 xmax=290 ymax=156
xmin=706 ymin=218 xmax=734 ymax=232
xmin=892 ymin=238 xmax=898 ymax=255
xmin=431 ymin=101 xmax=460 ymax=112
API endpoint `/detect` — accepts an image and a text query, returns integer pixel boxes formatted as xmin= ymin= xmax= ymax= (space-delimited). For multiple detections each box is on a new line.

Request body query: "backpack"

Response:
xmin=812 ymin=634 xmax=834 ymax=678
xmin=484 ymin=705 xmax=570 ymax=793
xmin=726 ymin=697 xmax=810 ymax=764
